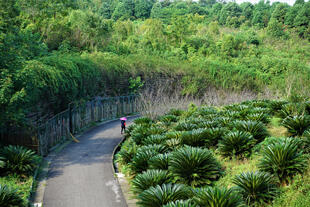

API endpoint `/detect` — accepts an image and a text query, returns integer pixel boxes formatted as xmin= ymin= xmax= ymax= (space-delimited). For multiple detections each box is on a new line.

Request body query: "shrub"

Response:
xmin=174 ymin=122 xmax=198 ymax=131
xmin=203 ymin=127 xmax=227 ymax=147
xmin=0 ymin=145 xmax=39 ymax=175
xmin=218 ymin=131 xmax=254 ymax=158
xmin=148 ymin=153 xmax=170 ymax=170
xmin=130 ymin=150 xmax=159 ymax=174
xmin=302 ymin=130 xmax=310 ymax=153
xmin=179 ymin=129 xmax=206 ymax=147
xmin=246 ymin=113 xmax=270 ymax=124
xmin=258 ymin=138 xmax=308 ymax=184
xmin=279 ymin=103 xmax=306 ymax=118
xmin=117 ymin=143 xmax=137 ymax=165
xmin=169 ymin=146 xmax=222 ymax=187
xmin=234 ymin=120 xmax=269 ymax=142
xmin=134 ymin=117 xmax=153 ymax=125
xmin=163 ymin=200 xmax=197 ymax=207
xmin=282 ymin=115 xmax=310 ymax=136
xmin=142 ymin=135 xmax=168 ymax=145
xmin=193 ymin=186 xmax=244 ymax=207
xmin=167 ymin=109 xmax=184 ymax=116
xmin=132 ymin=170 xmax=171 ymax=194
xmin=137 ymin=184 xmax=192 ymax=207
xmin=233 ymin=171 xmax=278 ymax=205
xmin=269 ymin=100 xmax=288 ymax=115
xmin=160 ymin=115 xmax=178 ymax=124
xmin=165 ymin=139 xmax=182 ymax=149
xmin=0 ymin=185 xmax=24 ymax=207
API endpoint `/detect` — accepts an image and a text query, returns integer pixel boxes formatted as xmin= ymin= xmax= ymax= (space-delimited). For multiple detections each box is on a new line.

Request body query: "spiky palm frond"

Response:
xmin=174 ymin=122 xmax=198 ymax=131
xmin=134 ymin=117 xmax=153 ymax=125
xmin=165 ymin=139 xmax=182 ymax=149
xmin=234 ymin=120 xmax=269 ymax=142
xmin=142 ymin=135 xmax=168 ymax=145
xmin=132 ymin=170 xmax=171 ymax=194
xmin=258 ymin=138 xmax=307 ymax=184
xmin=130 ymin=150 xmax=159 ymax=174
xmin=218 ymin=131 xmax=254 ymax=158
xmin=203 ymin=127 xmax=227 ymax=147
xmin=169 ymin=146 xmax=222 ymax=187
xmin=233 ymin=171 xmax=278 ymax=205
xmin=193 ymin=186 xmax=245 ymax=207
xmin=246 ymin=113 xmax=270 ymax=124
xmin=163 ymin=200 xmax=197 ymax=207
xmin=160 ymin=115 xmax=178 ymax=124
xmin=137 ymin=184 xmax=192 ymax=207
xmin=0 ymin=145 xmax=39 ymax=175
xmin=179 ymin=129 xmax=207 ymax=147
xmin=0 ymin=185 xmax=24 ymax=207
xmin=167 ymin=109 xmax=184 ymax=117
xmin=148 ymin=153 xmax=170 ymax=170
xmin=282 ymin=115 xmax=310 ymax=136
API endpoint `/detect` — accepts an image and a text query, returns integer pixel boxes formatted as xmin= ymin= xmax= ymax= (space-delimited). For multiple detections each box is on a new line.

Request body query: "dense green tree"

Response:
xmin=294 ymin=0 xmax=305 ymax=5
xmin=285 ymin=4 xmax=302 ymax=27
xmin=267 ymin=18 xmax=286 ymax=38
xmin=134 ymin=0 xmax=154 ymax=19
xmin=294 ymin=2 xmax=310 ymax=39
xmin=252 ymin=0 xmax=271 ymax=28
xmin=150 ymin=2 xmax=162 ymax=18
xmin=240 ymin=2 xmax=254 ymax=20
xmin=271 ymin=3 xmax=289 ymax=24
xmin=112 ymin=0 xmax=135 ymax=20
xmin=219 ymin=2 xmax=242 ymax=25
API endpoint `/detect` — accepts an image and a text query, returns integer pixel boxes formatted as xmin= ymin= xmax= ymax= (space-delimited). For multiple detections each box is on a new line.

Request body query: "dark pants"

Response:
xmin=121 ymin=126 xmax=126 ymax=134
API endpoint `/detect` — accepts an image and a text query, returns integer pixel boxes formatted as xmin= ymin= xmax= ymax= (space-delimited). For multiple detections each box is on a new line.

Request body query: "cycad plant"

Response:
xmin=258 ymin=138 xmax=308 ymax=184
xmin=179 ymin=129 xmax=206 ymax=147
xmin=234 ymin=120 xmax=269 ymax=142
xmin=132 ymin=169 xmax=171 ymax=194
xmin=233 ymin=171 xmax=278 ymax=205
xmin=193 ymin=186 xmax=244 ymax=207
xmin=0 ymin=145 xmax=39 ymax=175
xmin=148 ymin=153 xmax=170 ymax=170
xmin=163 ymin=200 xmax=197 ymax=207
xmin=203 ymin=127 xmax=227 ymax=147
xmin=174 ymin=122 xmax=198 ymax=131
xmin=0 ymin=184 xmax=24 ymax=207
xmin=130 ymin=150 xmax=159 ymax=174
xmin=134 ymin=117 xmax=153 ymax=125
xmin=137 ymin=184 xmax=192 ymax=207
xmin=169 ymin=146 xmax=222 ymax=187
xmin=218 ymin=131 xmax=254 ymax=158
xmin=142 ymin=135 xmax=168 ymax=145
xmin=246 ymin=113 xmax=270 ymax=124
xmin=282 ymin=115 xmax=310 ymax=136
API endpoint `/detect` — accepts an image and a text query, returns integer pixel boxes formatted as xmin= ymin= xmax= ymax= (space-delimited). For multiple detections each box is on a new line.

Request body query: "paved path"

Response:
xmin=43 ymin=118 xmax=135 ymax=207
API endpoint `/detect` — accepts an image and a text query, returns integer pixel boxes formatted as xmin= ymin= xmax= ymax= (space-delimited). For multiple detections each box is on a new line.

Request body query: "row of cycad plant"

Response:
xmin=116 ymin=99 xmax=310 ymax=207
xmin=0 ymin=145 xmax=40 ymax=206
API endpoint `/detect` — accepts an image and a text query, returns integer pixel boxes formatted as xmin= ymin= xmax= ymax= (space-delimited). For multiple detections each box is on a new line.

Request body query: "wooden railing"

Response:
xmin=37 ymin=95 xmax=138 ymax=156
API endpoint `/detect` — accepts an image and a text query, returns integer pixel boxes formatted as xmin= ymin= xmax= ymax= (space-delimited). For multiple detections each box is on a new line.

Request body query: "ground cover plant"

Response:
xmin=0 ymin=145 xmax=40 ymax=206
xmin=116 ymin=99 xmax=310 ymax=206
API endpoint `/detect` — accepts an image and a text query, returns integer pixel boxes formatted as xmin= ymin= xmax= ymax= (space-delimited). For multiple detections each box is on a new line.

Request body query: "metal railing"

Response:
xmin=37 ymin=95 xmax=138 ymax=156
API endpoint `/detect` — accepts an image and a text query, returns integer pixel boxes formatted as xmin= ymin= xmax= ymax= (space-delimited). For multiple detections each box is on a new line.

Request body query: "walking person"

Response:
xmin=120 ymin=117 xmax=127 ymax=134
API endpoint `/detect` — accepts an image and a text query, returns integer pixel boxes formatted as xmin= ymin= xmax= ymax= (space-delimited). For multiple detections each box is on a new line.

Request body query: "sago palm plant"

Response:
xmin=218 ymin=131 xmax=254 ymax=158
xmin=0 ymin=145 xmax=39 ymax=175
xmin=163 ymin=200 xmax=197 ymax=207
xmin=246 ymin=113 xmax=270 ymax=124
xmin=258 ymin=138 xmax=308 ymax=184
xmin=281 ymin=115 xmax=310 ymax=136
xmin=174 ymin=122 xmax=198 ymax=131
xmin=148 ymin=153 xmax=170 ymax=170
xmin=0 ymin=185 xmax=24 ymax=207
xmin=134 ymin=117 xmax=153 ymax=125
xmin=179 ymin=129 xmax=206 ymax=147
xmin=130 ymin=150 xmax=159 ymax=174
xmin=193 ymin=186 xmax=244 ymax=207
xmin=203 ymin=127 xmax=227 ymax=147
xmin=142 ymin=135 xmax=168 ymax=145
xmin=132 ymin=169 xmax=171 ymax=194
xmin=233 ymin=171 xmax=278 ymax=205
xmin=169 ymin=146 xmax=222 ymax=187
xmin=137 ymin=183 xmax=192 ymax=207
xmin=234 ymin=120 xmax=269 ymax=142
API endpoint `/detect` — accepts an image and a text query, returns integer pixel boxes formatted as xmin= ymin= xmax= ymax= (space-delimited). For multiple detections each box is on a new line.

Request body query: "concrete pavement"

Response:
xmin=43 ymin=118 xmax=135 ymax=207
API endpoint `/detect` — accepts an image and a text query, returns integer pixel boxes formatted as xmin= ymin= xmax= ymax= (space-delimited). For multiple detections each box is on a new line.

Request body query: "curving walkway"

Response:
xmin=43 ymin=118 xmax=135 ymax=207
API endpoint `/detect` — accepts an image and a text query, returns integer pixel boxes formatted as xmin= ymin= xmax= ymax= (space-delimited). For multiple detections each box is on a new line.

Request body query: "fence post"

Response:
xmin=69 ymin=103 xmax=73 ymax=134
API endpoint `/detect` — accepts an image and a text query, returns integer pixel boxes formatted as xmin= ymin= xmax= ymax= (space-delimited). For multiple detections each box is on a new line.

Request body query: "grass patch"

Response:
xmin=0 ymin=175 xmax=33 ymax=206
xmin=270 ymin=162 xmax=310 ymax=207
xmin=268 ymin=117 xmax=288 ymax=137
xmin=215 ymin=153 xmax=260 ymax=188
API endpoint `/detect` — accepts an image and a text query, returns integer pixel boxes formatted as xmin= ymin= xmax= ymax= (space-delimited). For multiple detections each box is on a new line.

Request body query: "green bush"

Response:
xmin=246 ymin=113 xmax=270 ymax=124
xmin=137 ymin=184 xmax=192 ymax=207
xmin=134 ymin=117 xmax=153 ymax=125
xmin=193 ymin=186 xmax=244 ymax=207
xmin=234 ymin=120 xmax=269 ymax=142
xmin=282 ymin=115 xmax=310 ymax=136
xmin=218 ymin=131 xmax=254 ymax=158
xmin=130 ymin=150 xmax=159 ymax=174
xmin=148 ymin=153 xmax=170 ymax=170
xmin=179 ymin=129 xmax=206 ymax=147
xmin=0 ymin=184 xmax=24 ymax=207
xmin=142 ymin=135 xmax=168 ymax=145
xmin=0 ymin=145 xmax=39 ymax=175
xmin=132 ymin=169 xmax=171 ymax=194
xmin=163 ymin=200 xmax=197 ymax=207
xmin=203 ymin=127 xmax=227 ymax=147
xmin=174 ymin=122 xmax=198 ymax=131
xmin=169 ymin=146 xmax=222 ymax=187
xmin=233 ymin=171 xmax=278 ymax=205
xmin=258 ymin=138 xmax=308 ymax=184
